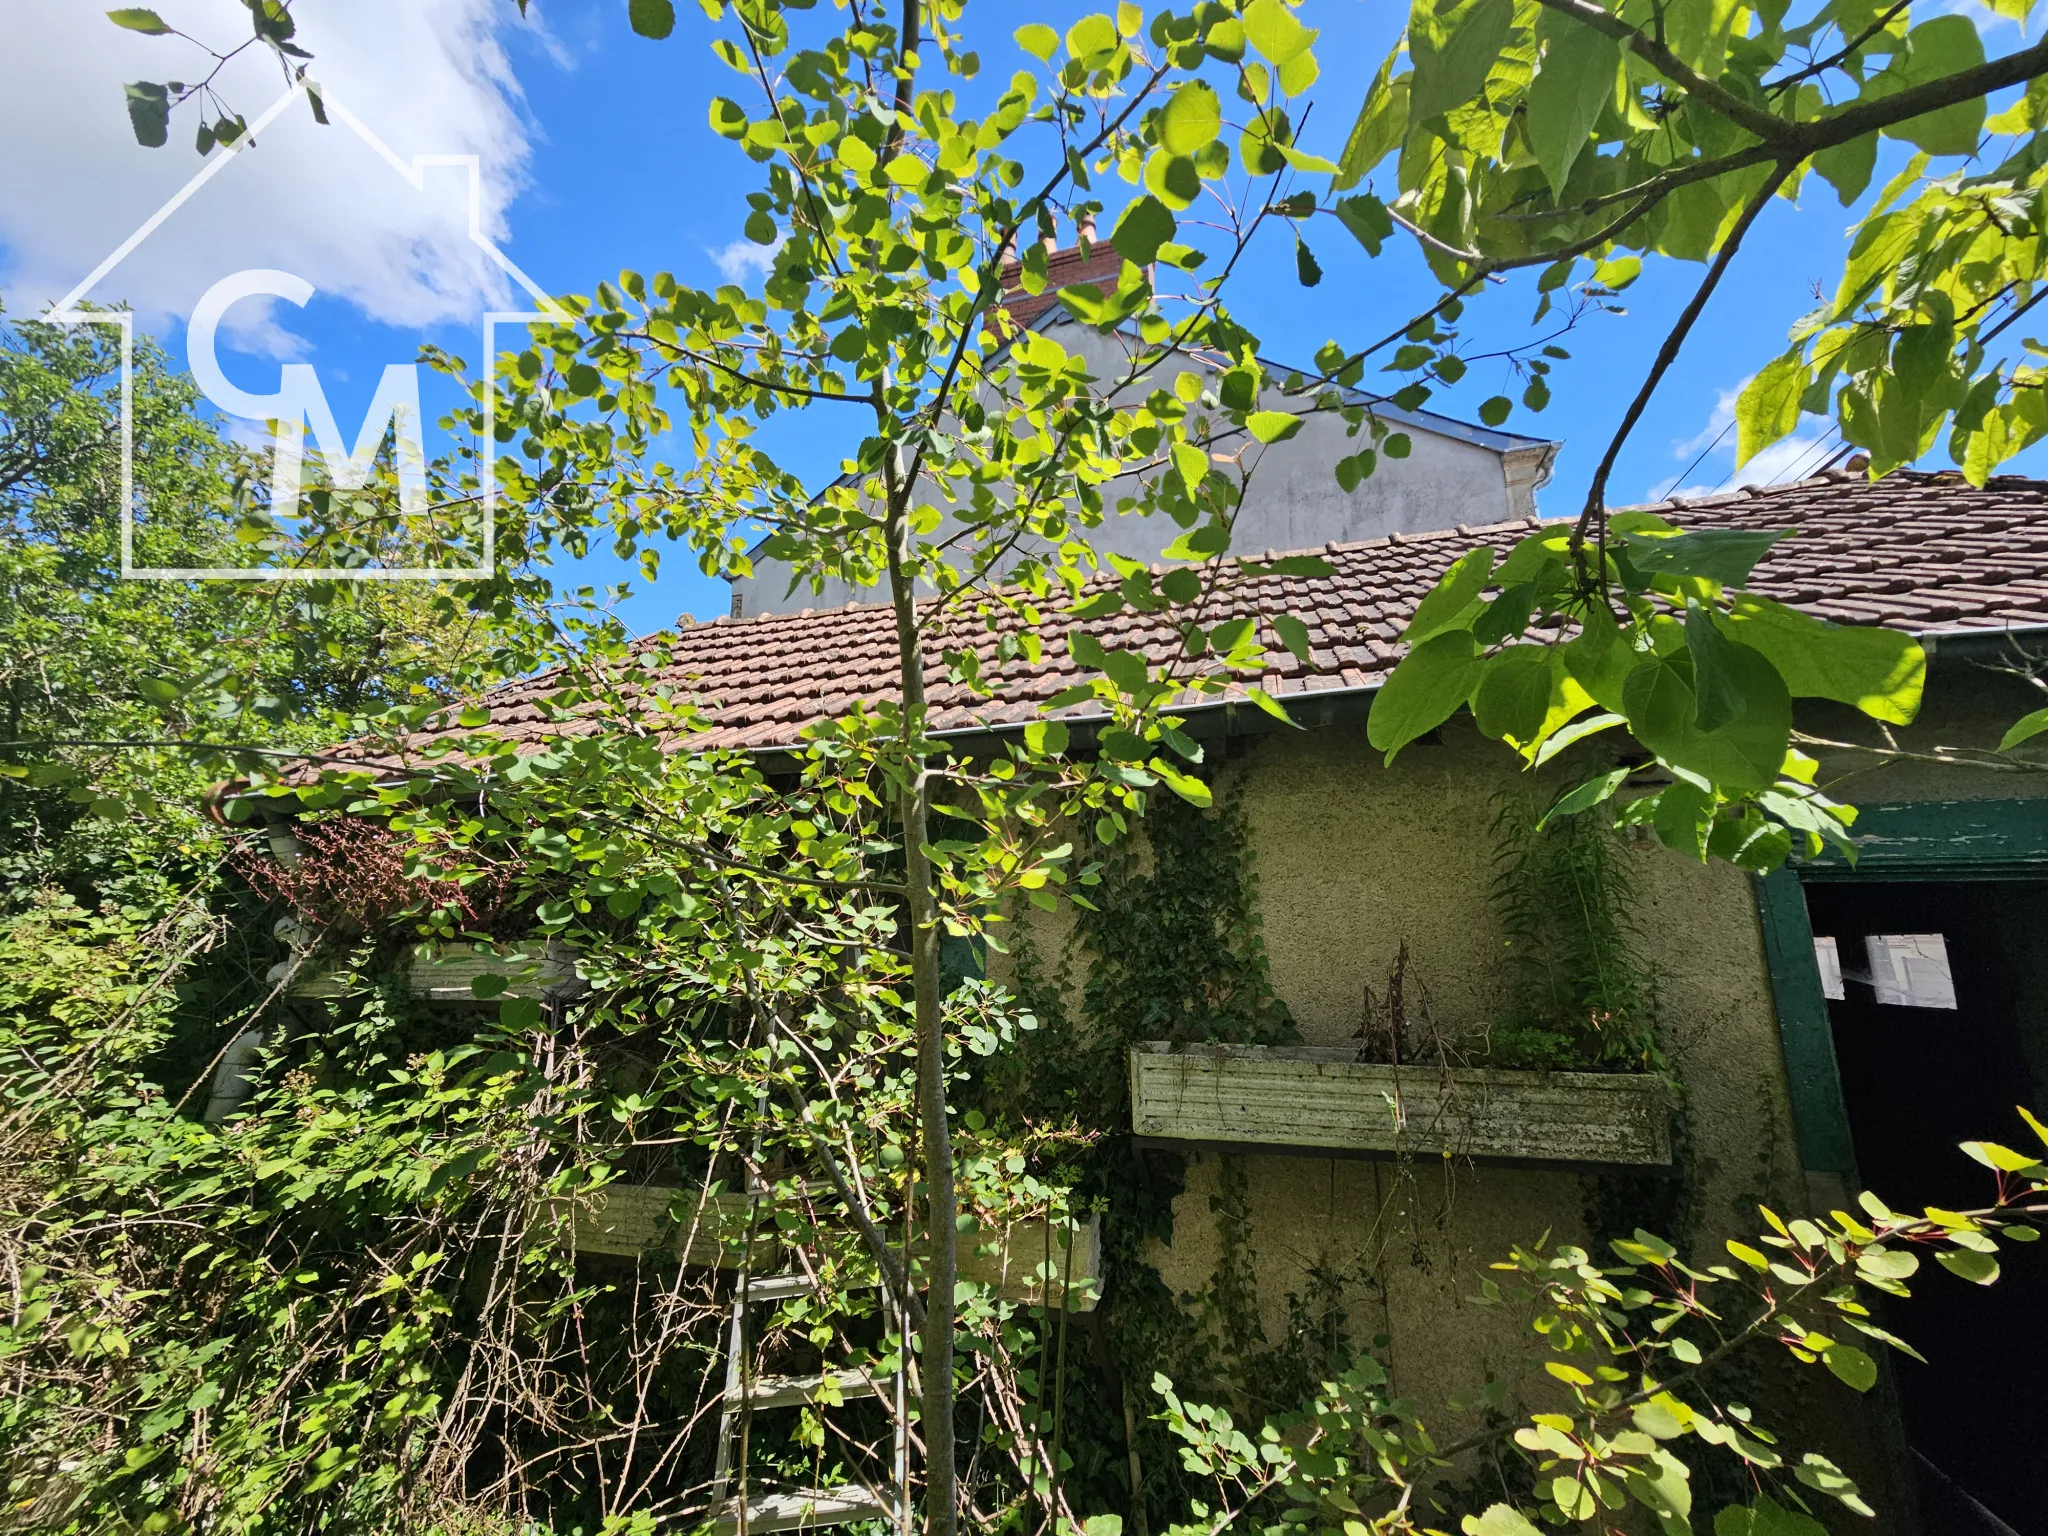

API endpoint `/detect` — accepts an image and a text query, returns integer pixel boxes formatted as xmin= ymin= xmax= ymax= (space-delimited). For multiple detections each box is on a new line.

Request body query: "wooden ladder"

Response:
xmin=708 ymin=1263 xmax=910 ymax=1536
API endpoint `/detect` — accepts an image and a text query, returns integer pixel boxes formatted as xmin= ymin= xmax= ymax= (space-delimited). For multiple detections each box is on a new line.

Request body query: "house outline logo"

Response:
xmin=49 ymin=77 xmax=569 ymax=582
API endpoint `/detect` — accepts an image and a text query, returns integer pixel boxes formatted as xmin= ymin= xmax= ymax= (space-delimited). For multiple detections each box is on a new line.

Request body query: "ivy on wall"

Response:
xmin=972 ymin=778 xmax=1721 ymax=1529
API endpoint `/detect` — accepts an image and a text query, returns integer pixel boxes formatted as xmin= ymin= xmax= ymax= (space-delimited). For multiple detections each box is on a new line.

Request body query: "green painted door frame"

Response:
xmin=1754 ymin=798 xmax=2048 ymax=1177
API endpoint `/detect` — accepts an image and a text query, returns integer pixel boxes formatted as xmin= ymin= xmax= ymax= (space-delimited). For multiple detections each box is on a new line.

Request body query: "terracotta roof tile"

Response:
xmin=361 ymin=470 xmax=2048 ymax=764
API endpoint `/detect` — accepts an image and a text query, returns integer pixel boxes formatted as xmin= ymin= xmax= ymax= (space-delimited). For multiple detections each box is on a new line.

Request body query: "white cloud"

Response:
xmin=708 ymin=239 xmax=779 ymax=285
xmin=1651 ymin=383 xmax=1839 ymax=500
xmin=0 ymin=1 xmax=536 ymax=332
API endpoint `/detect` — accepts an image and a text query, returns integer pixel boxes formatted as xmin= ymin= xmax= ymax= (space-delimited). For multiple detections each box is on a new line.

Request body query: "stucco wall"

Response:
xmin=990 ymin=652 xmax=2041 ymax=1524
xmin=1801 ymin=646 xmax=2048 ymax=804
xmin=1127 ymin=718 xmax=1808 ymax=1420
xmin=1016 ymin=664 xmax=2048 ymax=1518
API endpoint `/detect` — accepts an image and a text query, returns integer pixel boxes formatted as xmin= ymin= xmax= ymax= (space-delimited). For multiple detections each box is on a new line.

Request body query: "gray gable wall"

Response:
xmin=728 ymin=310 xmax=1558 ymax=618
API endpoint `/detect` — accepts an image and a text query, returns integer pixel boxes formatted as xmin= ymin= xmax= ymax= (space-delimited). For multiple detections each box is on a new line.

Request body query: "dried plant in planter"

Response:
xmin=1353 ymin=940 xmax=1476 ymax=1073
xmin=235 ymin=817 xmax=517 ymax=937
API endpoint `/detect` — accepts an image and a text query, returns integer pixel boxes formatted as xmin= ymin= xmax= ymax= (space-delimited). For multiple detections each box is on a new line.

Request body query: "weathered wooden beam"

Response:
xmin=559 ymin=1184 xmax=1102 ymax=1312
xmin=286 ymin=941 xmax=585 ymax=1002
xmin=1129 ymin=1043 xmax=1672 ymax=1167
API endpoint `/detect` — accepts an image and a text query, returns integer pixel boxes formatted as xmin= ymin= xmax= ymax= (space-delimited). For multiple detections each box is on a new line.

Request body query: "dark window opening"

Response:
xmin=1801 ymin=879 xmax=2048 ymax=1535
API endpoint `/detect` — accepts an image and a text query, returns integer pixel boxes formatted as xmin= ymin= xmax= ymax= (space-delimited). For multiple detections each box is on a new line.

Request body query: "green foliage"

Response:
xmin=56 ymin=0 xmax=2048 ymax=1530
xmin=1326 ymin=0 xmax=2048 ymax=852
xmin=1372 ymin=509 xmax=1920 ymax=873
xmin=0 ymin=311 xmax=487 ymax=904
xmin=1155 ymin=1120 xmax=2048 ymax=1535
xmin=1078 ymin=790 xmax=1296 ymax=1054
xmin=1488 ymin=795 xmax=1661 ymax=1072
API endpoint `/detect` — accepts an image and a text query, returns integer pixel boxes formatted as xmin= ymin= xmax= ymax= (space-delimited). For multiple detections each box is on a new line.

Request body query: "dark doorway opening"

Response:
xmin=1802 ymin=880 xmax=2048 ymax=1535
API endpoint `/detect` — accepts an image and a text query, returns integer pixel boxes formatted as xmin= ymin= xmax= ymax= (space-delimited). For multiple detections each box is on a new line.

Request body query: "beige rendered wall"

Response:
xmin=993 ymin=657 xmax=2038 ymax=1522
xmin=1133 ymin=717 xmax=1808 ymax=1426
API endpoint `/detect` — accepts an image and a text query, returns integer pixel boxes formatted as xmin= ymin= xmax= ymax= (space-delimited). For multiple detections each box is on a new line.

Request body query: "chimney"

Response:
xmin=995 ymin=211 xmax=1125 ymax=327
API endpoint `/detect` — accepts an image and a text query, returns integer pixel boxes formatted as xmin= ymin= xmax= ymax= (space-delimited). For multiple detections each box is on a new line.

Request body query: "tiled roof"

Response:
xmin=375 ymin=469 xmax=2048 ymax=763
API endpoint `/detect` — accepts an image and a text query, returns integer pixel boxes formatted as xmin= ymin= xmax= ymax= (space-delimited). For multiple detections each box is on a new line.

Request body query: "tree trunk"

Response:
xmin=884 ymin=450 xmax=956 ymax=1536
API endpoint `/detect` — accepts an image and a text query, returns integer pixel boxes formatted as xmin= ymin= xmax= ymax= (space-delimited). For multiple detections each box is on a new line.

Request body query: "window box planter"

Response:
xmin=284 ymin=941 xmax=584 ymax=1002
xmin=1128 ymin=1042 xmax=1672 ymax=1167
xmin=563 ymin=1184 xmax=1101 ymax=1311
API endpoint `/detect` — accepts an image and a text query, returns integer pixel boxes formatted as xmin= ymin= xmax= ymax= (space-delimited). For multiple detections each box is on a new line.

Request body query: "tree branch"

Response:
xmin=1573 ymin=161 xmax=1793 ymax=554
xmin=1532 ymin=0 xmax=1800 ymax=147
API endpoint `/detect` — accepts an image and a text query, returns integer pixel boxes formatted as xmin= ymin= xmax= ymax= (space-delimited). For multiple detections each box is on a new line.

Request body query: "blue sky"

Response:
xmin=3 ymin=0 xmax=2034 ymax=637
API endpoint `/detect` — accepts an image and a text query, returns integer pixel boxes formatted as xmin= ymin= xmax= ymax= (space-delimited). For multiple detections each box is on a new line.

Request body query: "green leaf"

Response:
xmin=1144 ymin=150 xmax=1202 ymax=210
xmin=1651 ymin=781 xmax=1714 ymax=859
xmin=708 ymin=99 xmax=749 ymax=141
xmin=1024 ymin=720 xmax=1070 ymax=757
xmin=470 ymin=971 xmax=509 ymax=1001
xmin=1114 ymin=195 xmax=1179 ymax=268
xmin=1242 ymin=0 xmax=1316 ymax=64
xmin=1246 ymin=410 xmax=1302 ymax=443
xmin=1368 ymin=629 xmax=1482 ymax=762
xmin=1936 ymin=1248 xmax=1999 ymax=1285
xmin=1724 ymin=595 xmax=1924 ymax=725
xmin=1620 ymin=528 xmax=1787 ymax=590
xmin=628 ymin=0 xmax=675 ymax=39
xmin=1812 ymin=133 xmax=1878 ymax=206
xmin=107 ymin=8 xmax=172 ymax=33
xmin=1526 ymin=7 xmax=1620 ymax=199
xmin=1100 ymin=727 xmax=1149 ymax=763
xmin=1737 ymin=354 xmax=1810 ymax=468
xmin=1540 ymin=766 xmax=1631 ymax=828
xmin=1404 ymin=547 xmax=1494 ymax=644
xmin=125 ymin=81 xmax=170 ymax=148
xmin=836 ymin=133 xmax=877 ymax=173
xmin=2000 ymin=707 xmax=2048 ymax=752
xmin=1066 ymin=13 xmax=1118 ymax=62
xmin=1295 ymin=238 xmax=1323 ymax=287
xmin=1685 ymin=601 xmax=1746 ymax=732
xmin=1462 ymin=1506 xmax=1542 ymax=1536
xmin=1883 ymin=16 xmax=1987 ymax=156
xmin=1016 ymin=23 xmax=1060 ymax=60
xmin=1823 ymin=1343 xmax=1877 ymax=1392
xmin=1532 ymin=709 xmax=1624 ymax=768
xmin=1408 ymin=0 xmax=1515 ymax=125
xmin=1478 ymin=395 xmax=1511 ymax=427
xmin=1334 ymin=194 xmax=1394 ymax=256
xmin=1245 ymin=685 xmax=1298 ymax=726
xmin=1151 ymin=758 xmax=1214 ymax=807
xmin=1472 ymin=644 xmax=1554 ymax=743
xmin=1272 ymin=614 xmax=1313 ymax=662
xmin=1623 ymin=646 xmax=1791 ymax=794
xmin=1335 ymin=46 xmax=1408 ymax=190
xmin=1961 ymin=1139 xmax=2045 ymax=1173
xmin=1158 ymin=80 xmax=1222 ymax=155
xmin=1239 ymin=554 xmax=1333 ymax=577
